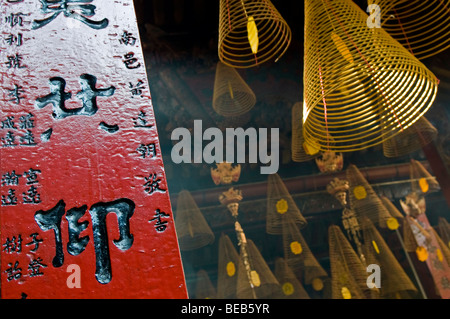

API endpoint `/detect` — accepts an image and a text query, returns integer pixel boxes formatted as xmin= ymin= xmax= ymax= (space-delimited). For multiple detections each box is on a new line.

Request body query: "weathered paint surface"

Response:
xmin=0 ymin=0 xmax=187 ymax=299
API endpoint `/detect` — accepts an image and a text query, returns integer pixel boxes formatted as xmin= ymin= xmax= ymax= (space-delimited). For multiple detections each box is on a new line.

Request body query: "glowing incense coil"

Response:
xmin=174 ymin=190 xmax=215 ymax=251
xmin=266 ymin=173 xmax=307 ymax=235
xmin=217 ymin=234 xmax=240 ymax=299
xmin=379 ymin=195 xmax=404 ymax=231
xmin=383 ymin=116 xmax=438 ymax=158
xmin=328 ymin=225 xmax=371 ymax=299
xmin=236 ymin=239 xmax=280 ymax=299
xmin=361 ymin=218 xmax=418 ymax=299
xmin=195 ymin=270 xmax=217 ymax=299
xmin=281 ymin=215 xmax=327 ymax=285
xmin=346 ymin=164 xmax=392 ymax=228
xmin=373 ymin=0 xmax=450 ymax=60
xmin=291 ymin=102 xmax=319 ymax=162
xmin=218 ymin=0 xmax=292 ymax=69
xmin=212 ymin=61 xmax=256 ymax=117
xmin=409 ymin=159 xmax=440 ymax=195
xmin=274 ymin=258 xmax=310 ymax=299
xmin=303 ymin=0 xmax=438 ymax=152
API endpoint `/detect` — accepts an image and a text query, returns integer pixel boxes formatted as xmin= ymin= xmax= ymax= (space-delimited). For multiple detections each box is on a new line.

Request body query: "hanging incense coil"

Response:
xmin=195 ymin=270 xmax=217 ymax=299
xmin=174 ymin=190 xmax=215 ymax=251
xmin=361 ymin=218 xmax=418 ymax=299
xmin=218 ymin=0 xmax=292 ymax=68
xmin=409 ymin=159 xmax=440 ymax=195
xmin=379 ymin=195 xmax=404 ymax=230
xmin=303 ymin=0 xmax=439 ymax=153
xmin=217 ymin=233 xmax=240 ymax=299
xmin=383 ymin=116 xmax=438 ymax=158
xmin=372 ymin=0 xmax=450 ymax=60
xmin=346 ymin=164 xmax=392 ymax=228
xmin=274 ymin=258 xmax=310 ymax=299
xmin=266 ymin=173 xmax=307 ymax=235
xmin=328 ymin=225 xmax=371 ymax=299
xmin=291 ymin=102 xmax=319 ymax=162
xmin=212 ymin=61 xmax=256 ymax=117
xmin=236 ymin=239 xmax=280 ymax=299
xmin=281 ymin=215 xmax=328 ymax=284
xmin=437 ymin=218 xmax=450 ymax=250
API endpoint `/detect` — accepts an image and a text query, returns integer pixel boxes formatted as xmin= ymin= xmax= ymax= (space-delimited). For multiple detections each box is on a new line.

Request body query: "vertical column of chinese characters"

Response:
xmin=1 ymin=1 xmax=36 ymax=150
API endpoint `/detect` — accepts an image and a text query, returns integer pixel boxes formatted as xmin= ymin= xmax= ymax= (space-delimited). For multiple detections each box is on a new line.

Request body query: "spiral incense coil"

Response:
xmin=303 ymin=0 xmax=439 ymax=153
xmin=346 ymin=164 xmax=392 ymax=228
xmin=236 ymin=239 xmax=281 ymax=299
xmin=174 ymin=190 xmax=215 ymax=251
xmin=373 ymin=0 xmax=450 ymax=60
xmin=266 ymin=173 xmax=307 ymax=235
xmin=218 ymin=0 xmax=292 ymax=68
xmin=383 ymin=116 xmax=438 ymax=158
xmin=217 ymin=234 xmax=240 ymax=299
xmin=328 ymin=225 xmax=371 ymax=299
xmin=281 ymin=214 xmax=328 ymax=285
xmin=409 ymin=159 xmax=441 ymax=195
xmin=195 ymin=270 xmax=217 ymax=299
xmin=361 ymin=218 xmax=418 ymax=299
xmin=213 ymin=61 xmax=256 ymax=117
xmin=274 ymin=258 xmax=310 ymax=299
xmin=291 ymin=102 xmax=321 ymax=162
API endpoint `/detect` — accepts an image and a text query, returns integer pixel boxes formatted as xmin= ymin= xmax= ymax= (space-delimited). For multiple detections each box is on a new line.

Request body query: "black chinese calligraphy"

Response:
xmin=148 ymin=209 xmax=170 ymax=233
xmin=133 ymin=110 xmax=152 ymax=129
xmin=4 ymin=33 xmax=23 ymax=46
xmin=136 ymin=143 xmax=156 ymax=159
xmin=1 ymin=168 xmax=41 ymax=206
xmin=129 ymin=80 xmax=145 ymax=98
xmin=143 ymin=173 xmax=166 ymax=195
xmin=5 ymin=53 xmax=26 ymax=69
xmin=99 ymin=122 xmax=119 ymax=134
xmin=5 ymin=12 xmax=28 ymax=28
xmin=32 ymin=0 xmax=109 ymax=30
xmin=34 ymin=198 xmax=135 ymax=284
xmin=35 ymin=75 xmax=115 ymax=120
xmin=123 ymin=52 xmax=140 ymax=69
xmin=1 ymin=114 xmax=38 ymax=148
xmin=119 ymin=30 xmax=136 ymax=46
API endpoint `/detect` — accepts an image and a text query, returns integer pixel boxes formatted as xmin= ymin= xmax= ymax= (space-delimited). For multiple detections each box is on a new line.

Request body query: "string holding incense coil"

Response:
xmin=372 ymin=0 xmax=450 ymax=60
xmin=303 ymin=0 xmax=438 ymax=153
xmin=218 ymin=0 xmax=292 ymax=68
xmin=213 ymin=61 xmax=256 ymax=117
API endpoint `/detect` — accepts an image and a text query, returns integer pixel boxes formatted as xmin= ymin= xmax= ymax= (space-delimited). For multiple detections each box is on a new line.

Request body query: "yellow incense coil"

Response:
xmin=374 ymin=0 xmax=450 ymax=60
xmin=303 ymin=0 xmax=438 ymax=152
xmin=218 ymin=0 xmax=291 ymax=68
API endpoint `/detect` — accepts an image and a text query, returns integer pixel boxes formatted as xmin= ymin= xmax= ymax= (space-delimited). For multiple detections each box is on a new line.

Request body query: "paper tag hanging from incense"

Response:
xmin=247 ymin=16 xmax=259 ymax=54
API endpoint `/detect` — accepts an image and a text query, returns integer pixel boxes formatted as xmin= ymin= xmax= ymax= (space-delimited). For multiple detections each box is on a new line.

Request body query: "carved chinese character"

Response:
xmin=32 ymin=0 xmax=109 ymax=30
xmin=5 ymin=261 xmax=22 ymax=281
xmin=2 ymin=235 xmax=22 ymax=254
xmin=1 ymin=116 xmax=16 ymax=129
xmin=5 ymin=53 xmax=26 ymax=69
xmin=7 ymin=84 xmax=25 ymax=104
xmin=28 ymin=257 xmax=47 ymax=277
xmin=1 ymin=131 xmax=17 ymax=147
xmin=5 ymin=33 xmax=23 ymax=46
xmin=22 ymin=185 xmax=41 ymax=204
xmin=133 ymin=110 xmax=152 ymax=129
xmin=25 ymin=233 xmax=43 ymax=253
xmin=119 ymin=30 xmax=136 ymax=46
xmin=149 ymin=209 xmax=170 ymax=233
xmin=1 ymin=189 xmax=18 ymax=206
xmin=143 ymin=173 xmax=166 ymax=195
xmin=123 ymin=52 xmax=140 ymax=69
xmin=136 ymin=143 xmax=156 ymax=159
xmin=1 ymin=170 xmax=20 ymax=186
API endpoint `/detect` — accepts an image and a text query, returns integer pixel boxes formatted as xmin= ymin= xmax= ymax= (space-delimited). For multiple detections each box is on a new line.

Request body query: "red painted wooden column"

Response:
xmin=1 ymin=0 xmax=187 ymax=299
